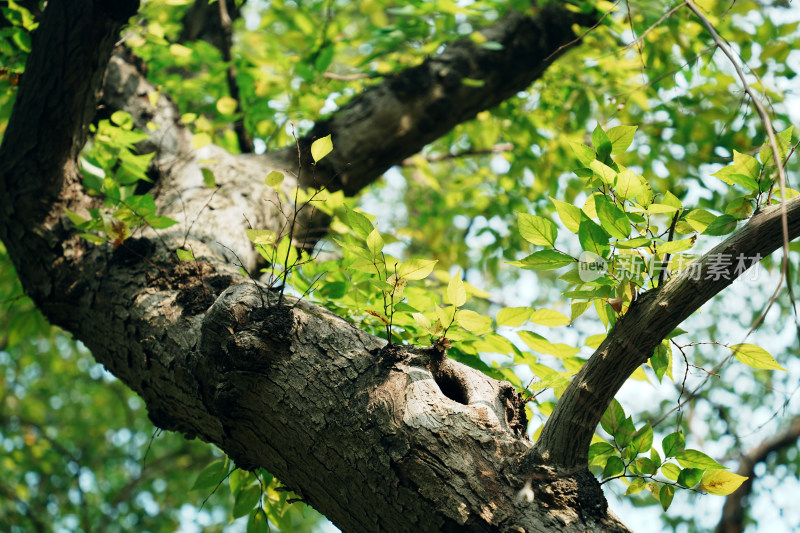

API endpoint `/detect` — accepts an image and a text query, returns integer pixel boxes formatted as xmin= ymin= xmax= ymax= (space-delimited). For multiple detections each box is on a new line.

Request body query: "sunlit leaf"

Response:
xmin=517 ymin=212 xmax=557 ymax=247
xmin=701 ymin=469 xmax=748 ymax=496
xmin=447 ymin=270 xmax=466 ymax=307
xmin=311 ymin=134 xmax=333 ymax=163
xmin=497 ymin=307 xmax=532 ymax=327
xmin=730 ymin=344 xmax=787 ymax=371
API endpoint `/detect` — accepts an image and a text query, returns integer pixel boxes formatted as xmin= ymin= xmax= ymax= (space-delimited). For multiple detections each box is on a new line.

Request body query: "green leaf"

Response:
xmin=661 ymin=463 xmax=681 ymax=481
xmin=647 ymin=203 xmax=679 ymax=215
xmin=588 ymin=442 xmax=616 ymax=466
xmin=601 ymin=399 xmax=626 ymax=435
xmin=201 ymin=167 xmax=217 ymax=188
xmin=246 ymin=229 xmax=276 ymax=246
xmin=730 ymin=343 xmax=787 ymax=371
xmin=677 ymin=468 xmax=704 ymax=488
xmin=518 ymin=331 xmax=580 ymax=358
xmin=625 ymin=478 xmax=646 ymax=495
xmin=701 ymin=469 xmax=749 ymax=495
xmin=146 ymin=215 xmax=178 ymax=229
xmin=591 ymin=124 xmax=612 ymax=161
xmin=578 ymin=216 xmax=610 ymax=258
xmin=528 ymin=309 xmax=570 ymax=327
xmin=662 ymin=191 xmax=683 ymax=210
xmin=569 ymin=141 xmax=596 ymax=166
xmin=703 ymin=214 xmax=738 ymax=236
xmin=367 ymin=227 xmax=384 ymax=258
xmin=712 ymin=150 xmax=761 ymax=191
xmin=550 ymin=197 xmax=582 ymax=233
xmin=247 ymin=508 xmax=270 ymax=533
xmin=631 ymin=423 xmax=653 ymax=454
xmin=345 ymin=208 xmax=374 ymax=240
xmin=684 ymin=209 xmax=716 ymax=232
xmin=191 ymin=459 xmax=229 ymax=491
xmin=759 ymin=126 xmax=793 ymax=166
xmin=659 ymin=484 xmax=674 ymax=511
xmin=508 ymin=250 xmax=575 ymax=270
xmin=614 ymin=417 xmax=636 ymax=448
xmin=662 ymin=432 xmax=685 ymax=458
xmin=615 ymin=169 xmax=646 ymax=200
xmin=265 ymin=170 xmax=284 ymax=188
xmin=517 ymin=212 xmax=557 ymax=247
xmin=457 ymin=309 xmax=492 ymax=333
xmin=637 ymin=457 xmax=658 ymax=476
xmin=651 ymin=341 xmax=672 ymax=382
xmin=311 ymin=134 xmax=333 ymax=163
xmin=396 ymin=258 xmax=437 ymax=280
xmin=496 ymin=307 xmax=532 ymax=327
xmin=603 ymin=456 xmax=625 ymax=478
xmin=589 ymin=160 xmax=617 ymax=186
xmin=615 ymin=236 xmax=651 ymax=249
xmin=447 ymin=270 xmax=467 ymax=307
xmin=656 ymin=237 xmax=695 ymax=255
xmin=595 ymin=196 xmax=630 ymax=239
xmin=233 ymin=485 xmax=262 ymax=518
xmin=606 ymin=125 xmax=637 ymax=154
xmin=176 ymin=248 xmax=195 ymax=261
xmin=676 ymin=449 xmax=724 ymax=470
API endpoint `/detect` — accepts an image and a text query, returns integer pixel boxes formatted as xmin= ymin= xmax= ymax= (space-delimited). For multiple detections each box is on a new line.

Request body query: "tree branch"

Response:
xmin=280 ymin=6 xmax=598 ymax=194
xmin=528 ymin=196 xmax=800 ymax=471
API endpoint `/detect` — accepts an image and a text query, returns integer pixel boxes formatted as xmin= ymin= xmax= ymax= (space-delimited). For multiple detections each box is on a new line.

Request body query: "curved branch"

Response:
xmin=529 ymin=197 xmax=800 ymax=471
xmin=281 ymin=6 xmax=598 ymax=194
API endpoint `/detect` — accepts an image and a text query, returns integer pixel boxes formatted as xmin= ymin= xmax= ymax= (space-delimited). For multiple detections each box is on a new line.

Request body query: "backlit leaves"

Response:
xmin=311 ymin=134 xmax=333 ymax=163
xmin=730 ymin=344 xmax=787 ymax=372
xmin=517 ymin=212 xmax=557 ymax=247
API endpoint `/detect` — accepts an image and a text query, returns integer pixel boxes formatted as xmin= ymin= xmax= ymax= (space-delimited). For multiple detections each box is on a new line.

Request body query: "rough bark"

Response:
xmin=286 ymin=6 xmax=597 ymax=196
xmin=0 ymin=2 xmax=628 ymax=531
xmin=1 ymin=1 xmax=798 ymax=532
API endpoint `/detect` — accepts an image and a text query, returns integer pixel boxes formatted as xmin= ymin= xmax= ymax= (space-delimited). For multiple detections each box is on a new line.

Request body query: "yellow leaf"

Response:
xmin=216 ymin=96 xmax=238 ymax=115
xmin=701 ymin=469 xmax=748 ymax=496
xmin=311 ymin=134 xmax=333 ymax=163
xmin=169 ymin=43 xmax=193 ymax=58
xmin=529 ymin=309 xmax=570 ymax=327
xmin=191 ymin=133 xmax=212 ymax=150
xmin=265 ymin=171 xmax=284 ymax=188
xmin=457 ymin=310 xmax=492 ymax=334
xmin=730 ymin=344 xmax=788 ymax=372
xmin=497 ymin=307 xmax=532 ymax=327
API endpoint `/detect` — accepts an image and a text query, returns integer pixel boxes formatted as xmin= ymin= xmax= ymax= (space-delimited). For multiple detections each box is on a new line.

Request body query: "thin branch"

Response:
xmin=685 ymin=0 xmax=791 ymax=332
xmin=401 ymin=143 xmax=514 ymax=165
xmin=323 ymin=71 xmax=383 ymax=81
xmin=218 ymin=0 xmax=254 ymax=154
xmin=541 ymin=0 xmax=621 ymax=65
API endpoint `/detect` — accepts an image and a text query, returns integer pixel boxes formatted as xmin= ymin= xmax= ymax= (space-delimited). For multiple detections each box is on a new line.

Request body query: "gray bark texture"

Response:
xmin=1 ymin=1 xmax=798 ymax=532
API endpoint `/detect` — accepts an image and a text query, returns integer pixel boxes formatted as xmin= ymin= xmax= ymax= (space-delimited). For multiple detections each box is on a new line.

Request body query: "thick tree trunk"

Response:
xmin=1 ymin=2 xmax=798 ymax=532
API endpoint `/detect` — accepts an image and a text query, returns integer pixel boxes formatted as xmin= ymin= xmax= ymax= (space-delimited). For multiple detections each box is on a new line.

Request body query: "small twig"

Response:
xmin=541 ymin=0 xmax=621 ymax=65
